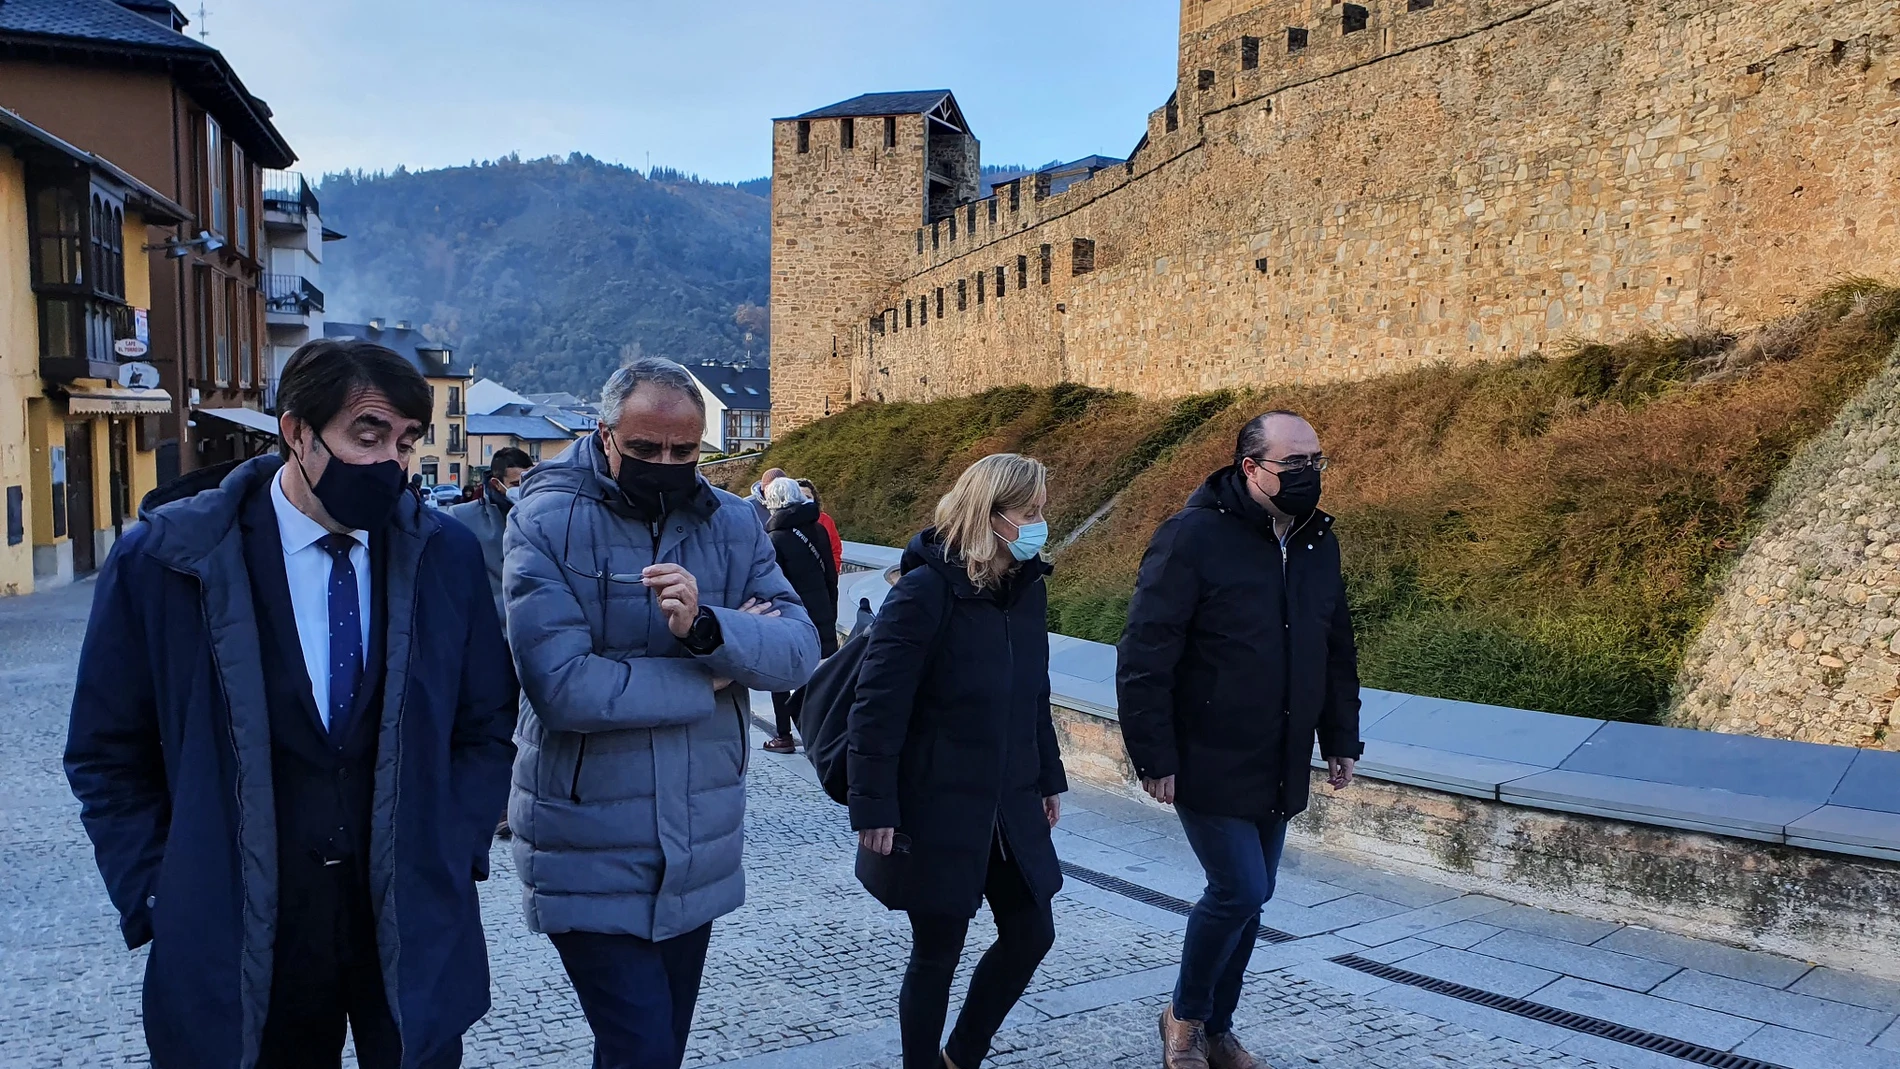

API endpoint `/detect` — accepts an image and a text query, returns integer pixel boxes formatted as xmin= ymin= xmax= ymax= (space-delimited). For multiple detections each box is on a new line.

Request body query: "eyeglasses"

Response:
xmin=1252 ymin=454 xmax=1330 ymax=474
xmin=559 ymin=480 xmax=648 ymax=584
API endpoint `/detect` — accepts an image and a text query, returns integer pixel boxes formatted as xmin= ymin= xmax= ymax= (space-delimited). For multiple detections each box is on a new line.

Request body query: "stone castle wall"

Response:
xmin=1673 ymin=340 xmax=1900 ymax=750
xmin=776 ymin=0 xmax=1900 ymax=418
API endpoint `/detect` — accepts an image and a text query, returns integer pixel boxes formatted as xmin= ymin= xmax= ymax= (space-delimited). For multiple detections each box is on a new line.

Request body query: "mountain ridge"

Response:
xmin=318 ymin=154 xmax=770 ymax=396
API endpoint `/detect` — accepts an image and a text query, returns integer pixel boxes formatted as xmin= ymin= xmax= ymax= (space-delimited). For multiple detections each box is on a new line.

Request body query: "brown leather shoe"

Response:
xmin=1159 ymin=1006 xmax=1209 ymax=1069
xmin=1207 ymin=1030 xmax=1268 ymax=1069
xmin=762 ymin=736 xmax=797 ymax=754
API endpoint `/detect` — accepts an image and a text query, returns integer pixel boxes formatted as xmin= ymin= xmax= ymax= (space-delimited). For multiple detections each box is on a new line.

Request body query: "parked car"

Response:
xmin=431 ymin=483 xmax=463 ymax=507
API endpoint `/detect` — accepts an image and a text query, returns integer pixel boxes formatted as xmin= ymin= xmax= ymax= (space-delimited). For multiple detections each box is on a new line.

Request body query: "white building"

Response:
xmin=683 ymin=363 xmax=771 ymax=455
xmin=261 ymin=170 xmax=342 ymax=409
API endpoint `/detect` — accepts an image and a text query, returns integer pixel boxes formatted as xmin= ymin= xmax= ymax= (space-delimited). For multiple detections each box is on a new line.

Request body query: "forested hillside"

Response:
xmin=319 ymin=155 xmax=769 ymax=395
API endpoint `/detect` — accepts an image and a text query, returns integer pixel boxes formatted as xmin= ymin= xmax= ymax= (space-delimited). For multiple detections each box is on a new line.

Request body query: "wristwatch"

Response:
xmin=681 ymin=607 xmax=724 ymax=655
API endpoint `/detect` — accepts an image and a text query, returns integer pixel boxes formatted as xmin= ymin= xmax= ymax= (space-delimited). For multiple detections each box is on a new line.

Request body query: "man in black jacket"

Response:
xmin=1117 ymin=410 xmax=1363 ymax=1069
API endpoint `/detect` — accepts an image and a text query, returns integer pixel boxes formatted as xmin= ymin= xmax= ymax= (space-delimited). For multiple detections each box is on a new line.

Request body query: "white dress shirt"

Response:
xmin=271 ymin=469 xmax=372 ymax=728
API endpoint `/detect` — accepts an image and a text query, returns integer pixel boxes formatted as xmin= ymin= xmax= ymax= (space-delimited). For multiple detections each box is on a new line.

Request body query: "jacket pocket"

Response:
xmin=735 ymin=697 xmax=750 ymax=776
xmin=569 ymin=736 xmax=588 ymax=803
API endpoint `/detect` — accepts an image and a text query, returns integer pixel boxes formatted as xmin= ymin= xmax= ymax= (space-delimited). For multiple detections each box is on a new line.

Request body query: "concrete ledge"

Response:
xmin=838 ymin=541 xmax=1900 ymax=857
xmin=840 ymin=541 xmax=1900 ymax=976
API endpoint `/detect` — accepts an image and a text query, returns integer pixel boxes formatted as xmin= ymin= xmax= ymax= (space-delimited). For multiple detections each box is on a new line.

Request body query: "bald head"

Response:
xmin=1234 ymin=410 xmax=1318 ymax=467
xmin=761 ymin=467 xmax=787 ymax=488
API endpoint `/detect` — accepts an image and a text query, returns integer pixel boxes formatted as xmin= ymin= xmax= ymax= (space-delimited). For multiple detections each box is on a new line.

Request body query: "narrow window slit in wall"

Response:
xmin=1287 ymin=27 xmax=1309 ymax=52
xmin=1241 ymin=36 xmax=1260 ymax=70
xmin=840 ymin=117 xmax=855 ymax=150
xmin=1072 ymin=238 xmax=1096 ymax=275
xmin=884 ymin=116 xmax=897 ymax=148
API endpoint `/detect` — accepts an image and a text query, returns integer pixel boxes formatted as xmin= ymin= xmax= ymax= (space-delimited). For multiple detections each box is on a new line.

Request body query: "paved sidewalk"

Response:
xmin=5 ymin=580 xmax=1899 ymax=1068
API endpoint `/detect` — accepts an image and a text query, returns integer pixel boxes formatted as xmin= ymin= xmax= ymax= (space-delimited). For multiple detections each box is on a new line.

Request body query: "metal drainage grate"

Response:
xmin=1328 ymin=955 xmax=1795 ymax=1069
xmin=1061 ymin=861 xmax=1300 ymax=944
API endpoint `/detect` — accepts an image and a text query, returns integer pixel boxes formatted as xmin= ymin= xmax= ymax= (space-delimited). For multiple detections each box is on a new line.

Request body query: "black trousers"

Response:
xmin=771 ymin=690 xmax=796 ymax=738
xmin=257 ymin=857 xmax=458 ymax=1069
xmin=551 ymin=923 xmax=714 ymax=1069
xmin=900 ymin=841 xmax=1056 ymax=1069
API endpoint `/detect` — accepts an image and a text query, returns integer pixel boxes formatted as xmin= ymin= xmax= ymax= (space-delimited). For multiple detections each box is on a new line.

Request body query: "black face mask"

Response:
xmin=612 ymin=448 xmax=698 ymax=519
xmin=299 ymin=434 xmax=407 ymax=532
xmin=1268 ymin=466 xmax=1323 ymax=516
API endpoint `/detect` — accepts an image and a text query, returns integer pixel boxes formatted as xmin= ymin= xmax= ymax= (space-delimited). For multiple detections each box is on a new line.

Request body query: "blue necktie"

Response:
xmin=320 ymin=533 xmax=363 ymax=737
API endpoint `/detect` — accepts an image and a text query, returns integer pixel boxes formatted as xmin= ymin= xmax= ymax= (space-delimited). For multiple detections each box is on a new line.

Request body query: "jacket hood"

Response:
xmin=136 ymin=454 xmax=435 ymax=573
xmin=901 ymin=527 xmax=1051 ymax=600
xmin=1188 ymin=465 xmax=1330 ymax=533
xmin=519 ymin=434 xmax=719 ymax=521
xmin=766 ymin=499 xmax=821 ymax=533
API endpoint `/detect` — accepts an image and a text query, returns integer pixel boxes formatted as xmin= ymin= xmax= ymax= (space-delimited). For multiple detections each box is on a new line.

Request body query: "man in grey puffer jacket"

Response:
xmin=504 ymin=357 xmax=820 ymax=1068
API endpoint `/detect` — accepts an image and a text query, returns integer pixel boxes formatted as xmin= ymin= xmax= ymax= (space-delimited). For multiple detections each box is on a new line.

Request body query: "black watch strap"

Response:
xmin=682 ymin=607 xmax=723 ymax=655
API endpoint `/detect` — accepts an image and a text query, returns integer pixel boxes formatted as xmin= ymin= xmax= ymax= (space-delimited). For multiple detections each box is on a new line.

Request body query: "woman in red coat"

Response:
xmin=799 ymin=479 xmax=845 ymax=574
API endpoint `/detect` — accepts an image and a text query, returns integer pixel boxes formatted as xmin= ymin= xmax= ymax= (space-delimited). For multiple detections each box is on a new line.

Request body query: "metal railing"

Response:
xmin=261 ymin=169 xmax=319 ymax=217
xmin=263 ymin=274 xmax=325 ymax=315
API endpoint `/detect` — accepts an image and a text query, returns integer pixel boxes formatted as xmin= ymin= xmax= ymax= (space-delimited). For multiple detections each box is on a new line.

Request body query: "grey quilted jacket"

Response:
xmin=503 ymin=436 xmax=819 ymax=939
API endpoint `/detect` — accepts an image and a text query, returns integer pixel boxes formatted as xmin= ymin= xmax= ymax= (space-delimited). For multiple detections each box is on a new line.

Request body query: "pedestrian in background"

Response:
xmin=66 ymin=339 xmax=518 ymax=1069
xmin=447 ymin=446 xmax=535 ymax=625
xmin=1117 ymin=410 xmax=1363 ymax=1069
xmin=798 ymin=477 xmax=846 ymax=575
xmin=446 ymin=445 xmax=536 ymax=840
xmin=748 ymin=466 xmax=787 ymax=526
xmin=849 ymin=453 xmax=1068 ymax=1069
xmin=762 ymin=476 xmax=839 ymax=754
xmin=504 ymin=357 xmax=820 ymax=1069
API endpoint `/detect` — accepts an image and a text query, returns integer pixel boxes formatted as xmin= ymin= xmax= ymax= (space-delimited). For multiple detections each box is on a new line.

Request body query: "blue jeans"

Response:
xmin=1171 ymin=806 xmax=1289 ymax=1035
xmin=550 ymin=924 xmax=713 ymax=1069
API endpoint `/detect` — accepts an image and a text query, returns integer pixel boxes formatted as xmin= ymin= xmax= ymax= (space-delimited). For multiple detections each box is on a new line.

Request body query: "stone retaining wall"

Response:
xmin=1673 ymin=342 xmax=1900 ymax=749
xmin=1049 ymin=701 xmax=1900 ymax=980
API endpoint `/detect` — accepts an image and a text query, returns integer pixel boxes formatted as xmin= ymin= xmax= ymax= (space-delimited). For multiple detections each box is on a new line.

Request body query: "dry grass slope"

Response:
xmin=734 ymin=282 xmax=1900 ymax=724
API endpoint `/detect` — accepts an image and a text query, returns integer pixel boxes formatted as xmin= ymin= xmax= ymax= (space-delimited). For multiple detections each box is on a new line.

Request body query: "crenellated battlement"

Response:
xmin=771 ymin=0 xmax=1900 ymax=431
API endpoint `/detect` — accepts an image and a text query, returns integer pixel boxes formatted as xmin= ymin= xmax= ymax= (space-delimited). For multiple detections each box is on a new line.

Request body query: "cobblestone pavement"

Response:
xmin=8 ymin=580 xmax=1898 ymax=1069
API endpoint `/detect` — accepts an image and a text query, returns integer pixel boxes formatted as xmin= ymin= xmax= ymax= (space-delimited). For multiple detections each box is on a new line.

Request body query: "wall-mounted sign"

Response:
xmin=134 ymin=308 xmax=149 ymax=344
xmin=114 ymin=338 xmax=149 ymax=358
xmin=118 ymin=362 xmax=160 ymax=389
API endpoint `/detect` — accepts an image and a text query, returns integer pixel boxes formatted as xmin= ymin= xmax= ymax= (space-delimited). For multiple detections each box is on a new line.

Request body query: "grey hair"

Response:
xmin=763 ymin=477 xmax=807 ymax=510
xmin=600 ymin=356 xmax=706 ymax=428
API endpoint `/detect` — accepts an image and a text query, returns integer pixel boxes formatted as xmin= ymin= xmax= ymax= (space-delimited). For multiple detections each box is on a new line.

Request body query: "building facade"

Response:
xmin=261 ymin=169 xmax=339 ymax=409
xmin=325 ymin=320 xmax=474 ymax=488
xmin=0 ymin=109 xmax=186 ymax=594
xmin=0 ymin=0 xmax=297 ymax=482
xmin=466 ymin=412 xmax=587 ymax=470
xmin=684 ymin=363 xmax=771 ymax=455
xmin=770 ymin=0 xmax=1900 ymax=433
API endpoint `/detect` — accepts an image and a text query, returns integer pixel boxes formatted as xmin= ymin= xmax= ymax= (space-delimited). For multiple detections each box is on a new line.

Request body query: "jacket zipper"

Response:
xmin=1273 ymin=513 xmax=1315 ymax=817
xmin=996 ymin=597 xmax=1014 ymax=863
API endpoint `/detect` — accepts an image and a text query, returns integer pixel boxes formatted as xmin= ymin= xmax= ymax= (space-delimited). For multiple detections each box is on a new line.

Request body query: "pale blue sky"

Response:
xmin=204 ymin=0 xmax=1181 ymax=182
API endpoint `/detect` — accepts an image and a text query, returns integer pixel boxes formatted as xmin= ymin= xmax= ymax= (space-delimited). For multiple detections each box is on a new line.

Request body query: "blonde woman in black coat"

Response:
xmin=847 ymin=453 xmax=1068 ymax=1069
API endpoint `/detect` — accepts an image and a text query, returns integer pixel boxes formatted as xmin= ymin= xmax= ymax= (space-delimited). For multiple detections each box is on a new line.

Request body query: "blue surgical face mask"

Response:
xmin=1000 ymin=516 xmax=1048 ymax=561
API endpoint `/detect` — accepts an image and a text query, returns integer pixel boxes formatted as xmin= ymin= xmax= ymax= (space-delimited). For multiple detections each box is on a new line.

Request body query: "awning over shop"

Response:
xmin=64 ymin=384 xmax=173 ymax=415
xmin=194 ymin=406 xmax=281 ymax=436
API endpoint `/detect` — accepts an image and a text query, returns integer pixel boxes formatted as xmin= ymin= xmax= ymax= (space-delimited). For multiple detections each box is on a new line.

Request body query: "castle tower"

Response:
xmin=770 ymin=91 xmax=978 ymax=433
